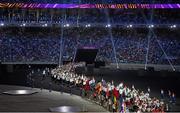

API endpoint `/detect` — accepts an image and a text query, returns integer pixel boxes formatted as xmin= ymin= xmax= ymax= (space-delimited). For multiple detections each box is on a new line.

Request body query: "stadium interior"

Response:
xmin=0 ymin=1 xmax=180 ymax=112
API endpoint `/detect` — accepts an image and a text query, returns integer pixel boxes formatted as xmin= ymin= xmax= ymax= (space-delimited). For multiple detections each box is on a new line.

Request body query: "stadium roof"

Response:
xmin=0 ymin=3 xmax=180 ymax=9
xmin=0 ymin=0 xmax=179 ymax=4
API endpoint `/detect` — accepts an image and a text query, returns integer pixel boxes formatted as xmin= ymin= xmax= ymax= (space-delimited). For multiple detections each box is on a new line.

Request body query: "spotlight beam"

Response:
xmin=73 ymin=8 xmax=80 ymax=63
xmin=59 ymin=10 xmax=66 ymax=66
xmin=104 ymin=9 xmax=119 ymax=69
xmin=151 ymin=31 xmax=175 ymax=71
xmin=145 ymin=5 xmax=154 ymax=70
xmin=141 ymin=7 xmax=175 ymax=71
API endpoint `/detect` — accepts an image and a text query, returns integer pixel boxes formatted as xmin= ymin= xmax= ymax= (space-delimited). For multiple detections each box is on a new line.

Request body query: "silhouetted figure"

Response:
xmin=160 ymin=89 xmax=164 ymax=100
xmin=42 ymin=69 xmax=46 ymax=80
xmin=49 ymin=82 xmax=52 ymax=92
xmin=31 ymin=79 xmax=35 ymax=88
xmin=148 ymin=87 xmax=150 ymax=94
xmin=69 ymin=85 xmax=72 ymax=95
xmin=168 ymin=90 xmax=172 ymax=103
xmin=40 ymin=81 xmax=43 ymax=91
xmin=172 ymin=92 xmax=176 ymax=105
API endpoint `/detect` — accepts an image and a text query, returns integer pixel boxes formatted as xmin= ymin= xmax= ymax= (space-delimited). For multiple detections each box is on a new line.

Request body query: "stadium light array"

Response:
xmin=148 ymin=24 xmax=154 ymax=28
xmin=127 ymin=24 xmax=133 ymax=28
xmin=85 ymin=24 xmax=91 ymax=27
xmin=66 ymin=24 xmax=69 ymax=27
xmin=173 ymin=25 xmax=176 ymax=28
xmin=170 ymin=25 xmax=177 ymax=28
xmin=0 ymin=23 xmax=4 ymax=26
xmin=22 ymin=23 xmax=26 ymax=27
xmin=63 ymin=24 xmax=70 ymax=27
xmin=42 ymin=23 xmax=48 ymax=27
xmin=106 ymin=24 xmax=111 ymax=28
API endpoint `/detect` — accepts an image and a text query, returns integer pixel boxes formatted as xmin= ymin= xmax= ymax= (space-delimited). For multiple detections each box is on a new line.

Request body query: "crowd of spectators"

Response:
xmin=0 ymin=9 xmax=179 ymax=24
xmin=0 ymin=27 xmax=180 ymax=65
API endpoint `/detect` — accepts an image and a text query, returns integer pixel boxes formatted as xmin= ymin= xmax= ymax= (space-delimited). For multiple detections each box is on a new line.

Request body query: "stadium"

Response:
xmin=0 ymin=1 xmax=180 ymax=112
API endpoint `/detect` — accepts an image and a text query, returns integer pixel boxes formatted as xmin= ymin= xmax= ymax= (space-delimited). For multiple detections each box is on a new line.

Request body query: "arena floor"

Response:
xmin=0 ymin=67 xmax=180 ymax=112
xmin=0 ymin=85 xmax=107 ymax=112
